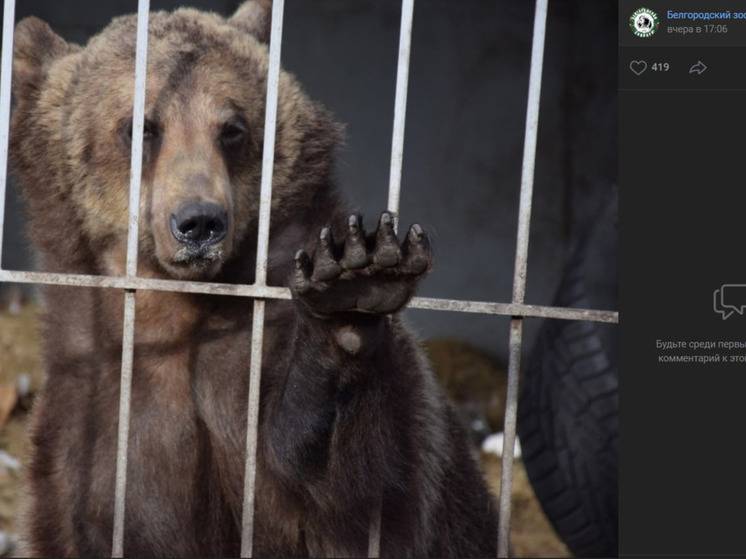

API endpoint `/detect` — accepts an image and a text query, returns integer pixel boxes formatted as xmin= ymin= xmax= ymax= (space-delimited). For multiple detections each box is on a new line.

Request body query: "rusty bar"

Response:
xmin=497 ymin=0 xmax=549 ymax=557
xmin=0 ymin=270 xmax=617 ymax=324
xmin=240 ymin=298 xmax=266 ymax=558
xmin=0 ymin=269 xmax=290 ymax=299
xmin=111 ymin=0 xmax=150 ymax=556
xmin=499 ymin=318 xmax=523 ymax=557
xmin=0 ymin=0 xmax=16 ymax=266
xmin=408 ymin=295 xmax=617 ymax=324
xmin=240 ymin=0 xmax=285 ymax=556
xmin=112 ymin=289 xmax=136 ymax=557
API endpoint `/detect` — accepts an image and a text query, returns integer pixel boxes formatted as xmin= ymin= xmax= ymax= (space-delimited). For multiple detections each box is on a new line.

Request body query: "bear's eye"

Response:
xmin=220 ymin=119 xmax=248 ymax=147
xmin=125 ymin=118 xmax=159 ymax=143
xmin=143 ymin=120 xmax=159 ymax=140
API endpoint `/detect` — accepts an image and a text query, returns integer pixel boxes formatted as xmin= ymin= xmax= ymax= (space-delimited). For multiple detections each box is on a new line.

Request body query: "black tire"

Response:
xmin=517 ymin=194 xmax=618 ymax=557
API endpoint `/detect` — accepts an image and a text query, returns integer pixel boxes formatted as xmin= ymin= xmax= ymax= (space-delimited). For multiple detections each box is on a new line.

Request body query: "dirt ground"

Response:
xmin=0 ymin=304 xmax=568 ymax=557
xmin=424 ymin=339 xmax=569 ymax=558
xmin=0 ymin=302 xmax=44 ymax=553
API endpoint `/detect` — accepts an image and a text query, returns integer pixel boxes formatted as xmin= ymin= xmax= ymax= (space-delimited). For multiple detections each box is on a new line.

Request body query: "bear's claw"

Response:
xmin=291 ymin=212 xmax=431 ymax=316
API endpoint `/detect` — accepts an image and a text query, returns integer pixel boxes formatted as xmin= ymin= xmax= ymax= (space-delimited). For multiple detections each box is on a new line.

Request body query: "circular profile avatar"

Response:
xmin=629 ymin=8 xmax=659 ymax=38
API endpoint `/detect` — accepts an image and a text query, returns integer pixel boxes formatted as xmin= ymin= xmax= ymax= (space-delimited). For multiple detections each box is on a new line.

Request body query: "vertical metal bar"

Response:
xmin=112 ymin=291 xmax=136 ymax=558
xmin=0 ymin=0 xmax=16 ymax=267
xmin=240 ymin=1 xmax=284 ymax=556
xmin=241 ymin=298 xmax=266 ymax=558
xmin=367 ymin=500 xmax=383 ymax=559
xmin=386 ymin=0 xmax=415 ymax=229
xmin=252 ymin=1 xmax=284 ymax=289
xmin=510 ymin=0 xmax=548 ymax=307
xmin=368 ymin=1 xmax=415 ymax=557
xmin=498 ymin=317 xmax=523 ymax=558
xmin=112 ymin=1 xmax=150 ymax=556
xmin=123 ymin=2 xmax=150 ymax=280
xmin=497 ymin=0 xmax=548 ymax=557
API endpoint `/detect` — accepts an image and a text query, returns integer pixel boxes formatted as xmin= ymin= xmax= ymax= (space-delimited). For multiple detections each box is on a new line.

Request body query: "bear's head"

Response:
xmin=10 ymin=0 xmax=341 ymax=281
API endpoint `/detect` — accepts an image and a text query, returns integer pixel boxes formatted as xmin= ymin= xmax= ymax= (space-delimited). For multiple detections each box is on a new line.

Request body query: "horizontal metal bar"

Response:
xmin=0 ymin=269 xmax=618 ymax=323
xmin=408 ymin=296 xmax=617 ymax=323
xmin=0 ymin=269 xmax=290 ymax=299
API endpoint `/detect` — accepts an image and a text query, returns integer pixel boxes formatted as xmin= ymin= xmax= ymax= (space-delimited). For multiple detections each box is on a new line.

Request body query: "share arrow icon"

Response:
xmin=689 ymin=61 xmax=707 ymax=75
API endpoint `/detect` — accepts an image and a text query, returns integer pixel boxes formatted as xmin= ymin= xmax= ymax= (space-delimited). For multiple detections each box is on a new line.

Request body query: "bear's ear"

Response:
xmin=13 ymin=17 xmax=73 ymax=101
xmin=230 ymin=0 xmax=273 ymax=44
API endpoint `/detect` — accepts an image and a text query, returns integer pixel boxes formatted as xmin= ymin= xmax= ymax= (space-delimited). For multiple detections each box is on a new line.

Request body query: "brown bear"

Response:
xmin=10 ymin=1 xmax=499 ymax=556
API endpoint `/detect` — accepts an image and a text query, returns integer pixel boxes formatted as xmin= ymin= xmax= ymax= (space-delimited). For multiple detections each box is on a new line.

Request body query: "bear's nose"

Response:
xmin=170 ymin=202 xmax=228 ymax=247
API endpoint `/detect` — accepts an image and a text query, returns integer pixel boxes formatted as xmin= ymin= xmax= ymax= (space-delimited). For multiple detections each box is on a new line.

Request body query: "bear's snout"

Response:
xmin=151 ymin=166 xmax=235 ymax=279
xmin=170 ymin=201 xmax=228 ymax=249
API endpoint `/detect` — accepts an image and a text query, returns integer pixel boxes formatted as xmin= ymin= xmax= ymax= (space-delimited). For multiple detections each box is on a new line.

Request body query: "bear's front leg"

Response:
xmin=261 ymin=212 xmax=432 ymax=555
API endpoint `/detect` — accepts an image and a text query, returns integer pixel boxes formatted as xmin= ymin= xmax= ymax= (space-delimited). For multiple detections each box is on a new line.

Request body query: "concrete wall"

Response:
xmin=0 ymin=0 xmax=617 ymax=363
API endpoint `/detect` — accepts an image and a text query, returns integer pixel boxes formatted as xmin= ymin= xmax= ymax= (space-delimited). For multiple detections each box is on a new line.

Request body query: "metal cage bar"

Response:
xmin=368 ymin=0 xmax=416 ymax=556
xmin=0 ymin=0 xmax=15 ymax=266
xmin=240 ymin=1 xmax=285 ymax=557
xmin=0 ymin=269 xmax=618 ymax=323
xmin=112 ymin=1 xmax=151 ymax=556
xmin=497 ymin=0 xmax=549 ymax=557
xmin=386 ymin=0 xmax=415 ymax=227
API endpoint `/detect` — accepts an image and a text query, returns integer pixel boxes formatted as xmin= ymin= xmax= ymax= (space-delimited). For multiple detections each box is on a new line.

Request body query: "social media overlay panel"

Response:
xmin=620 ymin=1 xmax=746 ymax=90
xmin=620 ymin=1 xmax=746 ymax=555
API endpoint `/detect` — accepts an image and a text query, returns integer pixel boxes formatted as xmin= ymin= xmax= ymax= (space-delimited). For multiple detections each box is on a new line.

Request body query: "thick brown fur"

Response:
xmin=10 ymin=3 xmax=498 ymax=557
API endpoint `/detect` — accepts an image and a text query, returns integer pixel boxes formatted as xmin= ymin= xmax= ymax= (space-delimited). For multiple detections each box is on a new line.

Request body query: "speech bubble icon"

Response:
xmin=714 ymin=284 xmax=746 ymax=320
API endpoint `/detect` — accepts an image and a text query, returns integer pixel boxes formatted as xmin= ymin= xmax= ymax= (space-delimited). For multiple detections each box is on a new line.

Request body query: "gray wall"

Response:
xmin=0 ymin=0 xmax=617 ymax=364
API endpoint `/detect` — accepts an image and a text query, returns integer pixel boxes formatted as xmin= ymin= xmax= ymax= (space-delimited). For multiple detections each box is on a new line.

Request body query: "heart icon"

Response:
xmin=629 ymin=60 xmax=647 ymax=76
